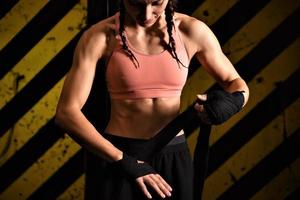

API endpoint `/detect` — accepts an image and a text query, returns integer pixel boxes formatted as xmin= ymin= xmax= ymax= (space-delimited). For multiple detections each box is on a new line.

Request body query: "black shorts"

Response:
xmin=84 ymin=133 xmax=194 ymax=200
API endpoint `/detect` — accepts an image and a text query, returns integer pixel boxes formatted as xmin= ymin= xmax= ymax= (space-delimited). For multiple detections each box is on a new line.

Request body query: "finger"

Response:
xmin=150 ymin=174 xmax=172 ymax=197
xmin=150 ymin=174 xmax=170 ymax=192
xmin=136 ymin=177 xmax=152 ymax=199
xmin=196 ymin=94 xmax=207 ymax=102
xmin=144 ymin=176 xmax=166 ymax=198
xmin=155 ymin=174 xmax=172 ymax=191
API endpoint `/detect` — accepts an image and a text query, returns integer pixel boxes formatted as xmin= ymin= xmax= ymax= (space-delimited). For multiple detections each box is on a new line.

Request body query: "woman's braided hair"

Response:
xmin=119 ymin=0 xmax=139 ymax=67
xmin=119 ymin=0 xmax=187 ymax=68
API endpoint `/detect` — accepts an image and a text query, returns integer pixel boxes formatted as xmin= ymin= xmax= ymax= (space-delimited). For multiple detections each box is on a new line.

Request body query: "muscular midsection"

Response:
xmin=104 ymin=97 xmax=183 ymax=139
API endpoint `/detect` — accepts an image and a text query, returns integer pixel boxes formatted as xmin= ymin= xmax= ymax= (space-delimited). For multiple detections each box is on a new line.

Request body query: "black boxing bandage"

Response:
xmin=203 ymin=90 xmax=245 ymax=125
xmin=114 ymin=153 xmax=156 ymax=179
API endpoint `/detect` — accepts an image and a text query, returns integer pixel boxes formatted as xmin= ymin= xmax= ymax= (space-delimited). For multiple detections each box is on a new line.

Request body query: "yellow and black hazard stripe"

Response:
xmin=0 ymin=0 xmax=299 ymax=199
xmin=183 ymin=0 xmax=300 ymax=199
xmin=0 ymin=0 xmax=87 ymax=199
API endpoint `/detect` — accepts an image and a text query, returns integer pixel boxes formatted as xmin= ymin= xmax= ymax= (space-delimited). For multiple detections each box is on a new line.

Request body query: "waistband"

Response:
xmin=103 ymin=132 xmax=185 ymax=145
xmin=102 ymin=133 xmax=186 ymax=159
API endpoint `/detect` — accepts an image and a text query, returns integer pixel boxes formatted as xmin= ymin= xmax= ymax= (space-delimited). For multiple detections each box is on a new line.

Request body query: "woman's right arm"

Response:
xmin=54 ymin=24 xmax=123 ymax=162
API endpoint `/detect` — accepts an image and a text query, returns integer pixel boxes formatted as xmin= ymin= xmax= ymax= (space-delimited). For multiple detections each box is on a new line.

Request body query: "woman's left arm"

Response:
xmin=182 ymin=17 xmax=249 ymax=106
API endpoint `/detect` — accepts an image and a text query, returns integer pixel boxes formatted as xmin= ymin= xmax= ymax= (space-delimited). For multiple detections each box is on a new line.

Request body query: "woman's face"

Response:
xmin=123 ymin=0 xmax=169 ymax=27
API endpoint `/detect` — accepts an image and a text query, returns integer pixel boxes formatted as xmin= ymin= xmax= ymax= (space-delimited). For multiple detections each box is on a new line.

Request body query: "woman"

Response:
xmin=55 ymin=0 xmax=249 ymax=199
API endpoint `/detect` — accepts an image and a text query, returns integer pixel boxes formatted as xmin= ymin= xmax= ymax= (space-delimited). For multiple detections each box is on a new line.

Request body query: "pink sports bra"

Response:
xmin=105 ymin=13 xmax=190 ymax=99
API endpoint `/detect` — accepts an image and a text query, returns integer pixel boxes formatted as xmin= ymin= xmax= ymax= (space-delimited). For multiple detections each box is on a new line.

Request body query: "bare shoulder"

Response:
xmin=174 ymin=12 xmax=220 ymax=53
xmin=174 ymin=13 xmax=209 ymax=36
xmin=76 ymin=14 xmax=119 ymax=60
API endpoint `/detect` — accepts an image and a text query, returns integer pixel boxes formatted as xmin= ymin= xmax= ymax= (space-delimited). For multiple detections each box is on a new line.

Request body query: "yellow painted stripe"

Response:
xmin=203 ymin=98 xmax=300 ymax=199
xmin=57 ymin=175 xmax=85 ymax=200
xmin=0 ymin=135 xmax=81 ymax=199
xmin=251 ymin=157 xmax=300 ymax=200
xmin=185 ymin=0 xmax=300 ymax=153
xmin=0 ymin=78 xmax=64 ymax=165
xmin=0 ymin=2 xmax=87 ymax=110
xmin=192 ymin=0 xmax=238 ymax=25
xmin=0 ymin=0 xmax=48 ymax=50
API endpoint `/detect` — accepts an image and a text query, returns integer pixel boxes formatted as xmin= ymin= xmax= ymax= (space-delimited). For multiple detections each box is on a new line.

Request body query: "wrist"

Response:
xmin=116 ymin=153 xmax=156 ymax=179
xmin=204 ymin=90 xmax=244 ymax=125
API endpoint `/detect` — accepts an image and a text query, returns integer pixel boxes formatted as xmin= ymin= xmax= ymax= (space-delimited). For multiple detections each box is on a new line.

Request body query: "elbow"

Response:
xmin=54 ymin=104 xmax=80 ymax=127
xmin=54 ymin=106 xmax=64 ymax=128
xmin=54 ymin=104 xmax=71 ymax=128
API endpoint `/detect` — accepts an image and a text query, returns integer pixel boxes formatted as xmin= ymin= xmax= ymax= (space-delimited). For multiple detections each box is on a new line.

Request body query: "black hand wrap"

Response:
xmin=204 ymin=90 xmax=245 ymax=125
xmin=114 ymin=153 xmax=156 ymax=179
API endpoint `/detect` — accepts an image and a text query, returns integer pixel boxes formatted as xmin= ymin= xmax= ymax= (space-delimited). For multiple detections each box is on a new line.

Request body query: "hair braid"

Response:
xmin=165 ymin=0 xmax=187 ymax=68
xmin=119 ymin=1 xmax=139 ymax=68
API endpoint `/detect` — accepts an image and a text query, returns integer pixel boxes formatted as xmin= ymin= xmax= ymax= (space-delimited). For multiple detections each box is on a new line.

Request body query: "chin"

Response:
xmin=138 ymin=20 xmax=156 ymax=27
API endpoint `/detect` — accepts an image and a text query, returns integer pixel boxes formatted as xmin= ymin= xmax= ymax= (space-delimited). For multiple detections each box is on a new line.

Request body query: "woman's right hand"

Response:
xmin=135 ymin=170 xmax=172 ymax=199
xmin=114 ymin=154 xmax=172 ymax=199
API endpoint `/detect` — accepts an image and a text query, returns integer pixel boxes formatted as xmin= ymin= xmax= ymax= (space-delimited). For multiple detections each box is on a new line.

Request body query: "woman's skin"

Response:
xmin=55 ymin=0 xmax=249 ymax=198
